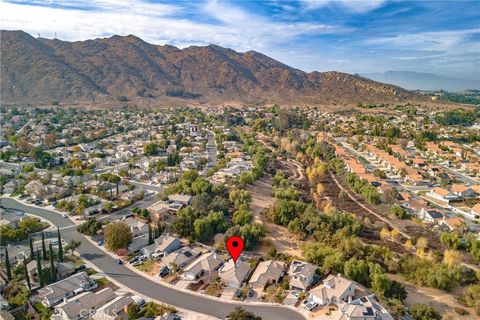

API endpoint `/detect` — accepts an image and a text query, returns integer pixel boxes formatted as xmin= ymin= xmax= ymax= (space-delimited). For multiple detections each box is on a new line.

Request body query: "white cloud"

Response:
xmin=300 ymin=0 xmax=386 ymax=13
xmin=0 ymin=0 xmax=345 ymax=51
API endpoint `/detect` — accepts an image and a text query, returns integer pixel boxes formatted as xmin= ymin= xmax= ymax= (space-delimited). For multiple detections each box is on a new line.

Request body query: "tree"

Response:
xmin=194 ymin=212 xmax=227 ymax=242
xmin=104 ymin=221 xmax=132 ymax=252
xmin=390 ymin=205 xmax=408 ymax=219
xmin=36 ymin=249 xmax=44 ymax=287
xmin=416 ymin=237 xmax=428 ymax=250
xmin=232 ymin=209 xmax=253 ymax=226
xmin=41 ymin=232 xmax=47 ymax=260
xmin=443 ymin=249 xmax=461 ymax=267
xmin=103 ymin=201 xmax=113 ymax=214
xmin=440 ymin=232 xmax=461 ymax=250
xmin=148 ymin=224 xmax=154 ymax=245
xmin=226 ymin=307 xmax=262 ymax=320
xmin=409 ymin=304 xmax=441 ymax=320
xmin=143 ymin=142 xmax=159 ymax=156
xmin=57 ymin=228 xmax=64 ymax=262
xmin=65 ymin=240 xmax=82 ymax=255
xmin=23 ymin=257 xmax=31 ymax=290
xmin=390 ymin=229 xmax=400 ymax=242
xmin=380 ymin=228 xmax=390 ymax=240
xmin=127 ymin=304 xmax=140 ymax=320
xmin=77 ymin=218 xmax=102 ymax=236
xmin=49 ymin=242 xmax=56 ymax=282
xmin=29 ymin=236 xmax=34 ymax=260
xmin=5 ymin=248 xmax=12 ymax=281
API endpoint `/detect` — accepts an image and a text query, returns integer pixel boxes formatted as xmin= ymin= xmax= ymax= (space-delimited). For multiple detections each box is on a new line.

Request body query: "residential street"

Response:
xmin=0 ymin=197 xmax=305 ymax=320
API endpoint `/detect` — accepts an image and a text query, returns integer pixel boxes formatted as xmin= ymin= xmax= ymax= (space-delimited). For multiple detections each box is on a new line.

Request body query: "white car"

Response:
xmin=302 ymin=299 xmax=318 ymax=311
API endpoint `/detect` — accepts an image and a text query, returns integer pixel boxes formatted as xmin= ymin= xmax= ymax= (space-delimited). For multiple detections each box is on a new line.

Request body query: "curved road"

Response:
xmin=1 ymin=197 xmax=305 ymax=320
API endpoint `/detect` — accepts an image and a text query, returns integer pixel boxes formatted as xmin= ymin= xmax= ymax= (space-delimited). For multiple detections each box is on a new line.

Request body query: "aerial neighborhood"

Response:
xmin=1 ymin=105 xmax=480 ymax=320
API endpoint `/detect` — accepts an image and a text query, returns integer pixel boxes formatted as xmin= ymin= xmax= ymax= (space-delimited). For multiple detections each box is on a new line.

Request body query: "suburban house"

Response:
xmin=51 ymin=287 xmax=116 ymax=320
xmin=182 ymin=252 xmax=223 ymax=280
xmin=92 ymin=294 xmax=134 ymax=320
xmin=451 ymin=184 xmax=477 ymax=198
xmin=27 ymin=260 xmax=74 ymax=280
xmin=162 ymin=247 xmax=201 ymax=269
xmin=428 ymin=187 xmax=457 ymax=202
xmin=471 ymin=204 xmax=480 ymax=218
xmin=141 ymin=235 xmax=181 ymax=258
xmin=167 ymin=194 xmax=192 ymax=206
xmin=288 ymin=260 xmax=317 ymax=291
xmin=121 ymin=217 xmax=149 ymax=237
xmin=439 ymin=217 xmax=465 ymax=231
xmin=418 ymin=209 xmax=444 ymax=223
xmin=248 ymin=260 xmax=285 ymax=291
xmin=309 ymin=274 xmax=356 ymax=306
xmin=38 ymin=272 xmax=98 ymax=307
xmin=218 ymin=258 xmax=251 ymax=288
xmin=128 ymin=234 xmax=149 ymax=253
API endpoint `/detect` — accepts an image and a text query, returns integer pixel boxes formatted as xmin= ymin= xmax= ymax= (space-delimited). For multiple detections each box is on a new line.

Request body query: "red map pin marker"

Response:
xmin=226 ymin=236 xmax=244 ymax=264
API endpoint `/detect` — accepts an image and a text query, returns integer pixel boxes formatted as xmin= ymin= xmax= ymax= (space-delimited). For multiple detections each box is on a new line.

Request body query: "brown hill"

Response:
xmin=1 ymin=30 xmax=420 ymax=106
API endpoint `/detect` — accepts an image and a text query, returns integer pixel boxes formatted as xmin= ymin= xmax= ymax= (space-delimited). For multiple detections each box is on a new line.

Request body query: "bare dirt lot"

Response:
xmin=388 ymin=274 xmax=478 ymax=320
xmin=248 ymin=175 xmax=304 ymax=258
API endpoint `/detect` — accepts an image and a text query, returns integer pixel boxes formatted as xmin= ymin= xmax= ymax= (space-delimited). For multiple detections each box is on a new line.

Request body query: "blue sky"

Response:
xmin=1 ymin=0 xmax=479 ymax=81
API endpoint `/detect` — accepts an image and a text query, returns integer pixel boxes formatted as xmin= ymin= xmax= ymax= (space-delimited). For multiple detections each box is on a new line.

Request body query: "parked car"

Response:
xmin=74 ymin=265 xmax=87 ymax=273
xmin=151 ymin=252 xmax=164 ymax=261
xmin=159 ymin=266 xmax=169 ymax=278
xmin=132 ymin=260 xmax=143 ymax=266
xmin=234 ymin=289 xmax=242 ymax=298
xmin=114 ymin=259 xmax=123 ymax=265
xmin=97 ymin=240 xmax=104 ymax=246
xmin=302 ymin=299 xmax=318 ymax=311
xmin=62 ymin=214 xmax=69 ymax=218
xmin=247 ymin=289 xmax=254 ymax=297
xmin=292 ymin=290 xmax=301 ymax=299
xmin=135 ymin=298 xmax=146 ymax=308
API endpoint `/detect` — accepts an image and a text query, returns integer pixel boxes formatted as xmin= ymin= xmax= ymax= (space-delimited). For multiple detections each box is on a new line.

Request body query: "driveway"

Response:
xmin=1 ymin=197 xmax=305 ymax=320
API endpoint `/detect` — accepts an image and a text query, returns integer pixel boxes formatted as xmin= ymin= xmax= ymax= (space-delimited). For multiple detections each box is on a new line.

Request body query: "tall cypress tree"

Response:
xmin=23 ymin=257 xmax=31 ymax=291
xmin=41 ymin=232 xmax=47 ymax=260
xmin=36 ymin=249 xmax=44 ymax=287
xmin=49 ymin=242 xmax=56 ymax=282
xmin=29 ymin=236 xmax=35 ymax=261
xmin=148 ymin=224 xmax=154 ymax=245
xmin=57 ymin=228 xmax=64 ymax=262
xmin=5 ymin=248 xmax=12 ymax=281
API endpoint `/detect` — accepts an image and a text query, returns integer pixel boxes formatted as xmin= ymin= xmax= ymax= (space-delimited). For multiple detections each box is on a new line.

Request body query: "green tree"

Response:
xmin=390 ymin=205 xmax=408 ymax=219
xmin=65 ymin=239 xmax=81 ymax=255
xmin=57 ymin=228 xmax=64 ymax=262
xmin=104 ymin=221 xmax=133 ymax=252
xmin=148 ymin=224 xmax=154 ymax=245
xmin=232 ymin=209 xmax=253 ymax=226
xmin=143 ymin=142 xmax=159 ymax=156
xmin=29 ymin=236 xmax=34 ymax=260
xmin=23 ymin=257 xmax=31 ymax=290
xmin=409 ymin=304 xmax=441 ymax=320
xmin=172 ymin=207 xmax=197 ymax=237
xmin=226 ymin=307 xmax=262 ymax=320
xmin=5 ymin=248 xmax=12 ymax=280
xmin=36 ymin=249 xmax=44 ymax=287
xmin=127 ymin=304 xmax=140 ymax=320
xmin=49 ymin=242 xmax=56 ymax=282
xmin=194 ymin=212 xmax=227 ymax=242
xmin=41 ymin=232 xmax=47 ymax=260
xmin=440 ymin=232 xmax=461 ymax=250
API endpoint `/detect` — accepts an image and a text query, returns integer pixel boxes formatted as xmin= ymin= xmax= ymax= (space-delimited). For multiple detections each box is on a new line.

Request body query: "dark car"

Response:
xmin=74 ymin=264 xmax=87 ymax=273
xmin=159 ymin=266 xmax=169 ymax=277
xmin=114 ymin=259 xmax=123 ymax=265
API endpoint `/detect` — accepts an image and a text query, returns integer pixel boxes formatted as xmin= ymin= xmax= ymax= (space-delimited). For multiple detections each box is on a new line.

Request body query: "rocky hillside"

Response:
xmin=1 ymin=30 xmax=420 ymax=106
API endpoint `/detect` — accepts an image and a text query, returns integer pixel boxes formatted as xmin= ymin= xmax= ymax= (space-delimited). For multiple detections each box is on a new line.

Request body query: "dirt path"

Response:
xmin=248 ymin=176 xmax=304 ymax=258
xmin=330 ymin=172 xmax=411 ymax=240
xmin=388 ymin=274 xmax=478 ymax=319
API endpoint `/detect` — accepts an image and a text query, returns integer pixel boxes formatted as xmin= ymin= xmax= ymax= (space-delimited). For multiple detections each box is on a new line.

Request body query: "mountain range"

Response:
xmin=362 ymin=71 xmax=479 ymax=92
xmin=1 ymin=30 xmax=422 ymax=106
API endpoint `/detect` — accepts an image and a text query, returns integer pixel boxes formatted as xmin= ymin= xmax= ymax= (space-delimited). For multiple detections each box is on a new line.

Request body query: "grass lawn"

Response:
xmin=262 ymin=284 xmax=286 ymax=303
xmin=134 ymin=260 xmax=156 ymax=273
xmin=96 ymin=277 xmax=111 ymax=288
xmin=204 ymin=281 xmax=223 ymax=297
xmin=86 ymin=268 xmax=98 ymax=276
xmin=139 ymin=302 xmax=177 ymax=317
xmin=65 ymin=254 xmax=85 ymax=267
